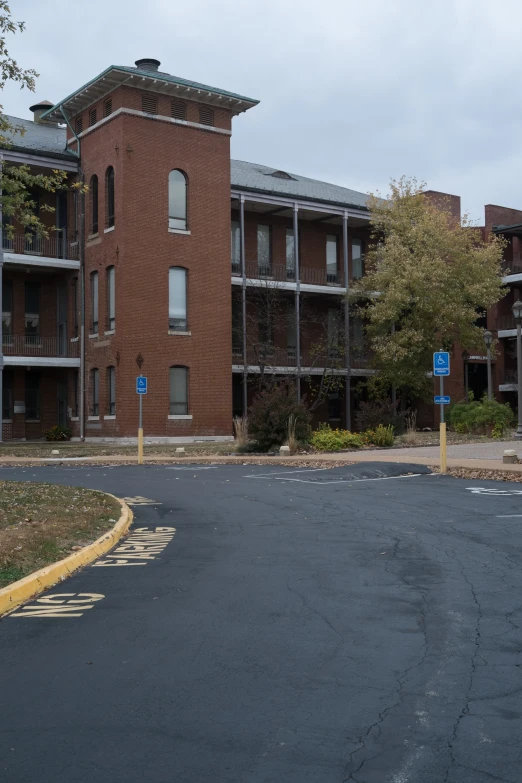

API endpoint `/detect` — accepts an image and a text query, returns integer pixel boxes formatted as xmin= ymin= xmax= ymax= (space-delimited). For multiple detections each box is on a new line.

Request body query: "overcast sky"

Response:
xmin=3 ymin=0 xmax=521 ymax=221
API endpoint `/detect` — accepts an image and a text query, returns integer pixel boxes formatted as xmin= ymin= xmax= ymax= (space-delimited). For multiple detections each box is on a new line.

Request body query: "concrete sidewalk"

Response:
xmin=0 ymin=441 xmax=521 ymax=473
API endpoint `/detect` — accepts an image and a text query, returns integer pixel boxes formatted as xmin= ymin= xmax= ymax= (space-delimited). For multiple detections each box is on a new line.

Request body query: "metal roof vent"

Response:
xmin=135 ymin=58 xmax=161 ymax=72
xmin=268 ymin=170 xmax=297 ymax=181
xmin=29 ymin=100 xmax=55 ymax=124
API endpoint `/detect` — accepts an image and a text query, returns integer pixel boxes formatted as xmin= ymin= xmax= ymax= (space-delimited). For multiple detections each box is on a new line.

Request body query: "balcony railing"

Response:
xmin=232 ymin=345 xmax=371 ymax=369
xmin=502 ymin=260 xmax=522 ymax=276
xmin=3 ymin=232 xmax=79 ymax=261
xmin=232 ymin=259 xmax=345 ymax=287
xmin=2 ymin=335 xmax=79 ymax=358
xmin=496 ymin=315 xmax=517 ymax=331
xmin=502 ymin=369 xmax=518 ymax=385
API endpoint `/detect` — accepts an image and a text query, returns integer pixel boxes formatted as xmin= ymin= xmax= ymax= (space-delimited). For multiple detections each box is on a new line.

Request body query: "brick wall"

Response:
xmin=80 ymin=94 xmax=234 ymax=438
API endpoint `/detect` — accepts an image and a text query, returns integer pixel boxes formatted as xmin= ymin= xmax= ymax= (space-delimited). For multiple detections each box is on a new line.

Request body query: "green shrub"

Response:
xmin=354 ymin=398 xmax=406 ymax=434
xmin=248 ymin=381 xmax=311 ymax=452
xmin=364 ymin=424 xmax=395 ymax=447
xmin=43 ymin=425 xmax=72 ymax=442
xmin=310 ymin=425 xmax=364 ymax=452
xmin=448 ymin=396 xmax=514 ymax=435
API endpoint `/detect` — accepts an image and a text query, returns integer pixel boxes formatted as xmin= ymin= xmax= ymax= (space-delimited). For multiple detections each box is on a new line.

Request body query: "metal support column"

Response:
xmin=0 ymin=154 xmax=4 ymax=443
xmin=240 ymin=195 xmax=248 ymax=416
xmin=342 ymin=211 xmax=351 ymax=430
xmin=294 ymin=203 xmax=301 ymax=402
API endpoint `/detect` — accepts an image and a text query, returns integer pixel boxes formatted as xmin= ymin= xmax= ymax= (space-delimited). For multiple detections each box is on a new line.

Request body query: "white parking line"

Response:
xmin=165 ymin=466 xmax=218 ymax=471
xmin=243 ymin=468 xmax=329 ymax=479
xmin=271 ymin=473 xmax=426 ymax=485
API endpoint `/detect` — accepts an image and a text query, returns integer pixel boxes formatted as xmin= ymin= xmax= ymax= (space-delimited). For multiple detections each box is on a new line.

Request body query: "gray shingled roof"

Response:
xmin=231 ymin=160 xmax=369 ymax=210
xmin=2 ymin=115 xmax=75 ymax=161
xmin=0 ymin=117 xmax=370 ymax=209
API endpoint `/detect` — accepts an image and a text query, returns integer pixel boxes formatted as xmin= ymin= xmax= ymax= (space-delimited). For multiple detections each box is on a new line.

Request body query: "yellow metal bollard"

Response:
xmin=440 ymin=421 xmax=447 ymax=475
xmin=138 ymin=427 xmax=144 ymax=465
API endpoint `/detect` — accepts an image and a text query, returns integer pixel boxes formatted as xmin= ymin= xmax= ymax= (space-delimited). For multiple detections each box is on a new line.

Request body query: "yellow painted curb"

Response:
xmin=0 ymin=492 xmax=133 ymax=617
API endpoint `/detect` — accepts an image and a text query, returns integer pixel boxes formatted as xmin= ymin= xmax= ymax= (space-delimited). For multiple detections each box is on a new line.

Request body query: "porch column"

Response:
xmin=342 ymin=211 xmax=351 ymax=430
xmin=240 ymin=195 xmax=248 ymax=416
xmin=294 ymin=203 xmax=301 ymax=402
xmin=0 ymin=153 xmax=4 ymax=443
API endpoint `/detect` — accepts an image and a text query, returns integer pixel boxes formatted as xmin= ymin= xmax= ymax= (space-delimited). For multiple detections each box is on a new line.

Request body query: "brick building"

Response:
xmin=0 ymin=57 xmax=517 ymax=441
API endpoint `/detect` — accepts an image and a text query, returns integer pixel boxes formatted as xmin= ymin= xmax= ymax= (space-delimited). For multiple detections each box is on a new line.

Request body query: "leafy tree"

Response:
xmin=248 ymin=380 xmax=311 ymax=451
xmin=0 ymin=2 xmax=72 ymax=237
xmin=352 ymin=177 xmax=506 ymax=399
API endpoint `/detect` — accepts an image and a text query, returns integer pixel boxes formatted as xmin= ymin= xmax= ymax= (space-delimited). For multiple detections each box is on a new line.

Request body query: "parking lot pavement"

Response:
xmin=1 ymin=462 xmax=522 ymax=782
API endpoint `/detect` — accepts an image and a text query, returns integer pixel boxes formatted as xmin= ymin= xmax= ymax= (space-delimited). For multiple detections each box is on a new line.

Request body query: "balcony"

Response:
xmin=3 ymin=232 xmax=80 ymax=268
xmin=496 ymin=315 xmax=517 ymax=333
xmin=502 ymin=260 xmax=522 ymax=277
xmin=2 ymin=335 xmax=80 ymax=367
xmin=232 ymin=345 xmax=372 ymax=372
xmin=232 ymin=260 xmax=345 ymax=288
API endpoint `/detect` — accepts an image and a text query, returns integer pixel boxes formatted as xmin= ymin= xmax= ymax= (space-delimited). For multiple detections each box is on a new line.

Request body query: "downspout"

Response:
xmin=59 ymin=105 xmax=86 ymax=441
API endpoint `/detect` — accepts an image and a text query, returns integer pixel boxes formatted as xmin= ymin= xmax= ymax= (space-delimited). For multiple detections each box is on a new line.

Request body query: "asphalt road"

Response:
xmin=1 ymin=462 xmax=522 ymax=783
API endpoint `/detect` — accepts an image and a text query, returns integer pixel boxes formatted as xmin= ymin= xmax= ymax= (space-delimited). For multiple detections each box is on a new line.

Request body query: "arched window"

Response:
xmin=105 ymin=166 xmax=115 ymax=228
xmin=168 ymin=267 xmax=187 ymax=331
xmin=168 ymin=169 xmax=187 ymax=230
xmin=90 ymin=175 xmax=98 ymax=234
xmin=106 ymin=266 xmax=115 ymax=330
xmin=91 ymin=368 xmax=99 ymax=416
xmin=107 ymin=366 xmax=116 ymax=415
xmin=169 ymin=366 xmax=188 ymax=415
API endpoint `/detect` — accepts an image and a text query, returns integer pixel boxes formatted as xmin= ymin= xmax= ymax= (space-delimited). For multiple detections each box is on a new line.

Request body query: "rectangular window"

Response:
xmin=352 ymin=238 xmax=364 ymax=279
xmin=287 ymin=301 xmax=296 ymax=358
xmin=142 ymin=94 xmax=158 ymax=114
xmin=73 ymin=371 xmax=79 ymax=417
xmin=169 ymin=367 xmax=188 ymax=415
xmin=3 ymin=371 xmax=12 ymax=419
xmin=91 ymin=368 xmax=99 ymax=416
xmin=25 ymin=282 xmax=40 ymax=339
xmin=89 ymin=107 xmax=97 ymax=127
xmin=107 ymin=367 xmax=116 ymax=415
xmin=328 ymin=308 xmax=341 ymax=357
xmin=259 ymin=312 xmax=274 ymax=352
xmin=104 ymin=98 xmax=112 ymax=118
xmin=257 ymin=224 xmax=271 ymax=276
xmin=326 ymin=235 xmax=338 ymax=283
xmin=352 ymin=316 xmax=364 ymax=347
xmin=25 ymin=371 xmax=40 ymax=420
xmin=107 ymin=266 xmax=115 ymax=330
xmin=232 ymin=296 xmax=242 ymax=355
xmin=171 ymin=101 xmax=187 ymax=121
xmin=73 ymin=277 xmax=79 ymax=337
xmin=286 ymin=229 xmax=295 ymax=280
xmin=90 ymin=272 xmax=98 ymax=333
xmin=168 ymin=268 xmax=187 ymax=331
xmin=231 ymin=220 xmax=241 ymax=274
xmin=199 ymin=106 xmax=214 ymax=126
xmin=2 ymin=279 xmax=12 ymax=344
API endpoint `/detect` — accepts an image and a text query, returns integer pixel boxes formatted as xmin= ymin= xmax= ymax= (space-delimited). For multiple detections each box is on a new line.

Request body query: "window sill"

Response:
xmin=88 ymin=415 xmax=100 ymax=421
xmin=104 ymin=415 xmax=116 ymax=420
xmin=70 ymin=337 xmax=79 ymax=343
xmin=168 ymin=228 xmax=191 ymax=235
xmin=69 ymin=416 xmax=79 ymax=421
xmin=168 ymin=414 xmax=192 ymax=420
xmin=104 ymin=329 xmax=115 ymax=336
xmin=88 ymin=233 xmax=99 ymax=240
xmin=2 ymin=418 xmax=12 ymax=423
xmin=89 ymin=333 xmax=99 ymax=339
xmin=25 ymin=419 xmax=40 ymax=423
xmin=104 ymin=226 xmax=115 ymax=234
xmin=168 ymin=330 xmax=191 ymax=336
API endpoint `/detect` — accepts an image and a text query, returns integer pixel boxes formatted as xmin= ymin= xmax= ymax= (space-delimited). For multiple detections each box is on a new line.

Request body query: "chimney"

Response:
xmin=135 ymin=58 xmax=161 ymax=72
xmin=29 ymin=100 xmax=55 ymax=124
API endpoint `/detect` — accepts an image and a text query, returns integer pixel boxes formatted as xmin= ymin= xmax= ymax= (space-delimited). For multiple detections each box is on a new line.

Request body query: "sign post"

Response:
xmin=433 ymin=352 xmax=450 ymax=474
xmin=136 ymin=376 xmax=147 ymax=465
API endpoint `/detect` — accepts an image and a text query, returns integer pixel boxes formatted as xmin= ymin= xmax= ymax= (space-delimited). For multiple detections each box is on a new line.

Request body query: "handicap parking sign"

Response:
xmin=136 ymin=376 xmax=147 ymax=394
xmin=433 ymin=352 xmax=450 ymax=376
